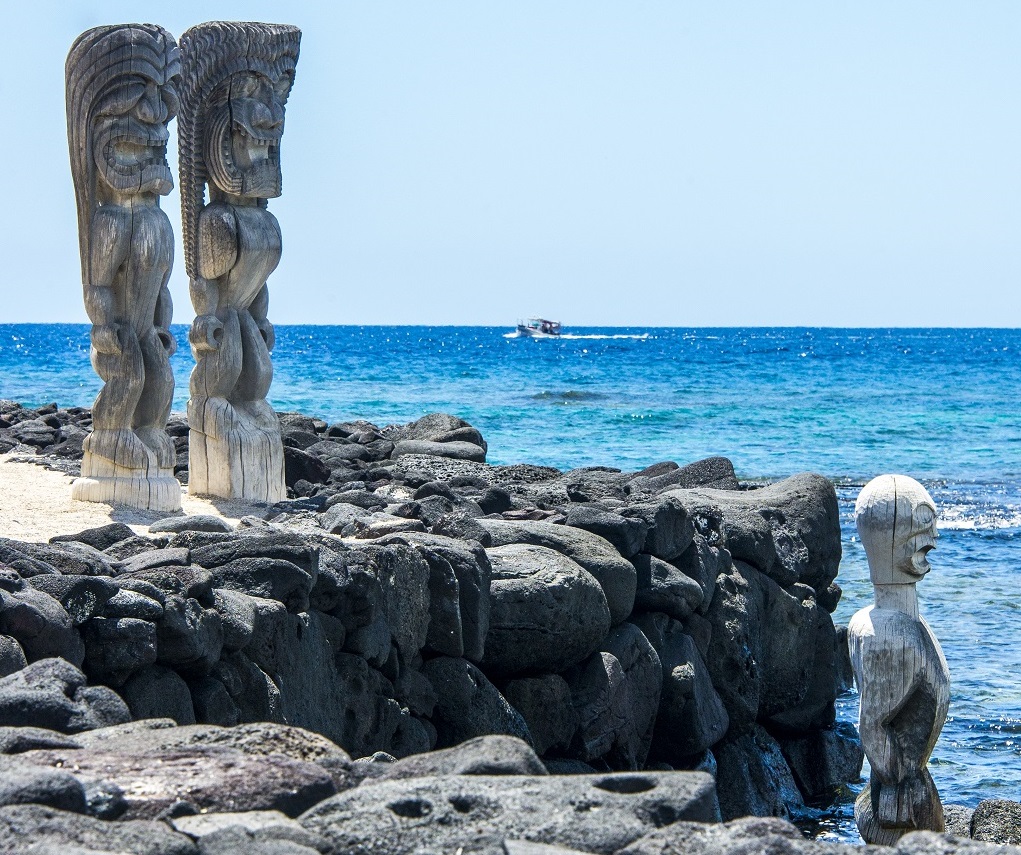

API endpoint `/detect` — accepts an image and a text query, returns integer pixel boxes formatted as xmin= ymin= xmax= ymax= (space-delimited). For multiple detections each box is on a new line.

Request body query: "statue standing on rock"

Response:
xmin=178 ymin=21 xmax=300 ymax=502
xmin=849 ymin=474 xmax=950 ymax=845
xmin=66 ymin=24 xmax=182 ymax=511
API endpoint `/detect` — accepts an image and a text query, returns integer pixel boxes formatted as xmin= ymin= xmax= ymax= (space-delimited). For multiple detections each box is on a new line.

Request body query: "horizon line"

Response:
xmin=1 ymin=322 xmax=1019 ymax=332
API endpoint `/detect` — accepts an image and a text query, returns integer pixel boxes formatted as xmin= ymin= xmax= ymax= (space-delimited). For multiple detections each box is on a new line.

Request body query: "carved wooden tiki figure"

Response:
xmin=178 ymin=21 xmax=299 ymax=502
xmin=849 ymin=475 xmax=950 ymax=845
xmin=66 ymin=24 xmax=182 ymax=511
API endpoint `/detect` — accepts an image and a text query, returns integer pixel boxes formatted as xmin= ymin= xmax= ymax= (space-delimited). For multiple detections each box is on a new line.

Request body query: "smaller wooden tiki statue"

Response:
xmin=849 ymin=474 xmax=950 ymax=845
xmin=66 ymin=24 xmax=182 ymax=511
xmin=178 ymin=21 xmax=300 ymax=502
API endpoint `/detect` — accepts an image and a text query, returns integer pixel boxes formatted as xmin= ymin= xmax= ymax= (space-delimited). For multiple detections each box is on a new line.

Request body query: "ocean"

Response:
xmin=1 ymin=324 xmax=1019 ymax=840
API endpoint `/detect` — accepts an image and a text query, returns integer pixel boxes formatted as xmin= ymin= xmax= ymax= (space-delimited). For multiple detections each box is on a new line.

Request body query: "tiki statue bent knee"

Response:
xmin=849 ymin=475 xmax=950 ymax=845
xmin=178 ymin=21 xmax=300 ymax=502
xmin=66 ymin=24 xmax=182 ymax=511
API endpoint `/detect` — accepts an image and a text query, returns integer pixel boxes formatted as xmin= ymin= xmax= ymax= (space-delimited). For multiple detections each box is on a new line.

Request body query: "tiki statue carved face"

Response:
xmin=92 ymin=70 xmax=179 ymax=197
xmin=205 ymin=68 xmax=294 ymax=198
xmin=66 ymin=24 xmax=181 ymax=281
xmin=178 ymin=22 xmax=300 ymax=277
xmin=855 ymin=474 xmax=938 ymax=586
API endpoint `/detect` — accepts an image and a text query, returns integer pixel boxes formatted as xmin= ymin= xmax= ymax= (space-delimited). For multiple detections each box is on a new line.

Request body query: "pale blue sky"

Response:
xmin=2 ymin=1 xmax=1018 ymax=326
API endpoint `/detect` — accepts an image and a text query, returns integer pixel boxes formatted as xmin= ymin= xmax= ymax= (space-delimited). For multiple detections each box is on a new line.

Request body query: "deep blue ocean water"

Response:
xmin=1 ymin=324 xmax=1019 ymax=841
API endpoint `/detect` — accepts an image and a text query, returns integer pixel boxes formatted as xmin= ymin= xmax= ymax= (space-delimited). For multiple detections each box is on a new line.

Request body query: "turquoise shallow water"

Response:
xmin=2 ymin=324 xmax=1019 ymax=840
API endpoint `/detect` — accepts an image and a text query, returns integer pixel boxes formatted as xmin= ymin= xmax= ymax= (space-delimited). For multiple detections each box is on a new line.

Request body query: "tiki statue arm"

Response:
xmin=86 ymin=208 xmax=131 ymax=354
xmin=250 ymin=284 xmax=274 ymax=351
xmin=189 ymin=206 xmax=238 ymax=353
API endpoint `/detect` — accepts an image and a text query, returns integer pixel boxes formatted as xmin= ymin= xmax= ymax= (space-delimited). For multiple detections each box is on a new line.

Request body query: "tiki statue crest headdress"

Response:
xmin=66 ymin=24 xmax=180 ymax=284
xmin=178 ymin=21 xmax=301 ymax=279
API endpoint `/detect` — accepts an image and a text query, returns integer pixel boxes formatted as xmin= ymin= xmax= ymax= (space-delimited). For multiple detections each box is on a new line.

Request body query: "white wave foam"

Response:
xmin=938 ymin=506 xmax=1021 ymax=531
xmin=503 ymin=332 xmax=651 ymax=341
xmin=559 ymin=333 xmax=651 ymax=340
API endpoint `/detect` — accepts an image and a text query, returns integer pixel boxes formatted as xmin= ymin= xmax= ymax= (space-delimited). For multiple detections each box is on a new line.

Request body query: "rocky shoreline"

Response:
xmin=0 ymin=399 xmax=1017 ymax=853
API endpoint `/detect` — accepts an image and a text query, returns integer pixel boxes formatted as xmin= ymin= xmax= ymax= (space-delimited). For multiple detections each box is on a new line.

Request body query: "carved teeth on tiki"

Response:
xmin=178 ymin=21 xmax=299 ymax=503
xmin=66 ymin=24 xmax=182 ymax=511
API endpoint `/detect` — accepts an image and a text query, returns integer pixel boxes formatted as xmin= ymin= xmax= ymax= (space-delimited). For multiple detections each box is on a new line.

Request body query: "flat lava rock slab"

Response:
xmin=299 ymin=771 xmax=719 ymax=855
xmin=6 ymin=744 xmax=334 ymax=819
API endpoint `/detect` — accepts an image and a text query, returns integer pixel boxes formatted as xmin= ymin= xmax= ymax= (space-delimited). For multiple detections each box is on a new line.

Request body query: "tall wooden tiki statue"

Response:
xmin=66 ymin=24 xmax=182 ymax=511
xmin=179 ymin=21 xmax=300 ymax=502
xmin=849 ymin=475 xmax=950 ymax=845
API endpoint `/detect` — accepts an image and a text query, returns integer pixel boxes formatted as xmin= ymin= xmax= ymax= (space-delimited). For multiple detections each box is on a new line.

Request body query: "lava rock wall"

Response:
xmin=0 ymin=401 xmax=864 ymax=819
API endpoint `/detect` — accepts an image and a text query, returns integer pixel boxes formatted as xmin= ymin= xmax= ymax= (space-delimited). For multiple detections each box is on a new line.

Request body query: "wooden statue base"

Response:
xmin=72 ymin=452 xmax=181 ymax=512
xmin=855 ymin=772 xmax=944 ymax=846
xmin=187 ymin=398 xmax=286 ymax=503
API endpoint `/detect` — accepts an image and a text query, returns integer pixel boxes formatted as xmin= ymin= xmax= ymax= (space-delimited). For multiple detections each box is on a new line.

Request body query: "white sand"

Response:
xmin=0 ymin=453 xmax=265 ymax=543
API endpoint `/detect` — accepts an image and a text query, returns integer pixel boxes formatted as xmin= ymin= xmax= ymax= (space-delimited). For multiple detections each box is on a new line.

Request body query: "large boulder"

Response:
xmin=617 ymin=815 xmax=859 ymax=855
xmin=0 ymin=539 xmax=114 ymax=577
xmin=0 ymin=584 xmax=85 ymax=667
xmin=478 ymin=519 xmax=636 ymax=624
xmin=0 ymin=803 xmax=197 ymax=854
xmin=50 ymin=523 xmax=137 ymax=551
xmin=189 ymin=533 xmax=319 ymax=579
xmin=626 ymin=455 xmax=741 ymax=495
xmin=972 ymin=799 xmax=1021 ymax=845
xmin=384 ymin=413 xmax=485 ymax=447
xmin=9 ymin=744 xmax=335 ymax=820
xmin=0 ymin=760 xmax=87 ymax=814
xmin=762 ymin=585 xmax=840 ymax=735
xmin=378 ymin=734 xmax=546 ymax=780
xmin=299 ymin=771 xmax=720 ymax=855
xmin=75 ymin=720 xmax=350 ymax=766
xmin=206 ymin=557 xmax=314 ymax=614
xmin=633 ymin=612 xmax=729 ymax=763
xmin=564 ymin=505 xmax=648 ymax=559
xmin=26 ymin=575 xmax=117 ymax=625
xmin=284 ymin=446 xmax=332 ymax=486
xmin=423 ymin=656 xmax=532 ymax=748
xmin=623 ymin=496 xmax=695 ymax=561
xmin=121 ymin=664 xmax=196 ymax=724
xmin=311 ymin=541 xmax=430 ymax=668
xmin=149 ymin=514 xmax=233 ymax=534
xmin=664 ymin=472 xmax=841 ymax=592
xmin=502 ymin=675 xmax=578 ymax=757
xmin=155 ymin=596 xmax=223 ymax=676
xmin=631 ymin=553 xmax=704 ymax=621
xmin=565 ymin=623 xmax=662 ymax=770
xmin=703 ymin=559 xmax=838 ymax=735
xmin=250 ymin=607 xmax=402 ymax=757
xmin=393 ymin=439 xmax=487 ymax=462
xmin=81 ymin=616 xmax=158 ymax=686
xmin=0 ymin=658 xmax=129 ymax=733
xmin=482 ymin=544 xmax=610 ymax=676
xmin=714 ymin=724 xmax=804 ymax=821
xmin=704 ymin=561 xmax=763 ymax=729
xmin=777 ymin=721 xmax=864 ymax=804
xmin=377 ymin=532 xmax=491 ymax=661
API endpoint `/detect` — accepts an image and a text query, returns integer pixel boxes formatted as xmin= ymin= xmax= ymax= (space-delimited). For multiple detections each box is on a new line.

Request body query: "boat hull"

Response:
xmin=515 ymin=325 xmax=560 ymax=338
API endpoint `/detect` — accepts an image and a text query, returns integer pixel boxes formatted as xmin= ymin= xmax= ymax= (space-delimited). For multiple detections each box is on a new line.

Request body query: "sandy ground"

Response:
xmin=0 ymin=453 xmax=266 ymax=543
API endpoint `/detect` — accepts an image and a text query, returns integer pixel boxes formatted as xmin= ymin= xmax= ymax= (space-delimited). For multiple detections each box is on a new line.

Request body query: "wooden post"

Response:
xmin=66 ymin=25 xmax=182 ymax=511
xmin=178 ymin=21 xmax=300 ymax=503
xmin=849 ymin=474 xmax=950 ymax=845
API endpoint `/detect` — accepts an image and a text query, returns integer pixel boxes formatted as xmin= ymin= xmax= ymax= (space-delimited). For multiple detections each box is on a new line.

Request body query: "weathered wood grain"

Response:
xmin=65 ymin=24 xmax=182 ymax=511
xmin=849 ymin=474 xmax=950 ymax=845
xmin=178 ymin=21 xmax=300 ymax=503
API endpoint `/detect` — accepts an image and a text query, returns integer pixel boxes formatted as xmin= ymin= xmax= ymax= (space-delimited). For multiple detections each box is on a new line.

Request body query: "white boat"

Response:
xmin=513 ymin=318 xmax=562 ymax=338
